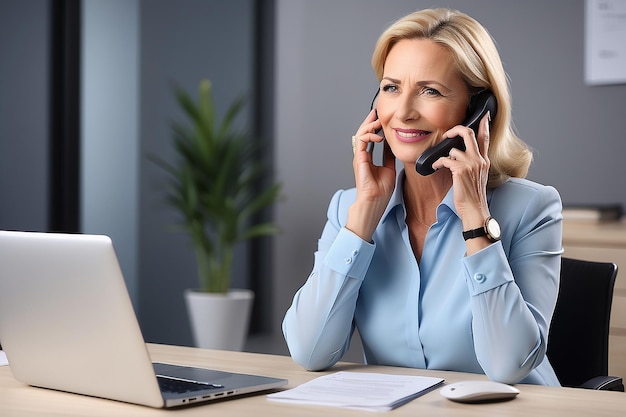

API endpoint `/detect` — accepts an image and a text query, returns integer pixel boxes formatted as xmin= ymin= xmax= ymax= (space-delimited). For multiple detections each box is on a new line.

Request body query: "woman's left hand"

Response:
xmin=432 ymin=112 xmax=492 ymax=232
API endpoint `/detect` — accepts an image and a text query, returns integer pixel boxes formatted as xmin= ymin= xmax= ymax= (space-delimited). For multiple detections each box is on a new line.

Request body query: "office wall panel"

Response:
xmin=0 ymin=0 xmax=49 ymax=231
xmin=137 ymin=0 xmax=255 ymax=345
xmin=82 ymin=0 xmax=140 ymax=306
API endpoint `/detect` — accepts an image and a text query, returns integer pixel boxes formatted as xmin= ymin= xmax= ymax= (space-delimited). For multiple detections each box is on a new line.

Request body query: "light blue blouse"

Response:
xmin=282 ymin=169 xmax=563 ymax=385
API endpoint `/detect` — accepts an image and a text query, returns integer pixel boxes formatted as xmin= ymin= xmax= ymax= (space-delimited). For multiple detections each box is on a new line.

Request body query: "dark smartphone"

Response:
xmin=367 ymin=89 xmax=382 ymax=153
xmin=415 ymin=90 xmax=497 ymax=176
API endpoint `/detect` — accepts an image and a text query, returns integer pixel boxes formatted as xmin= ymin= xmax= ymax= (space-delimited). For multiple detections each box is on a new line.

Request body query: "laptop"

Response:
xmin=0 ymin=230 xmax=287 ymax=408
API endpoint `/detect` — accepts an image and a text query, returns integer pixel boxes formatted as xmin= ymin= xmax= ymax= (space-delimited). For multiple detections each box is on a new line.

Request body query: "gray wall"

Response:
xmin=136 ymin=0 xmax=255 ymax=345
xmin=82 ymin=0 xmax=140 ymax=307
xmin=0 ymin=0 xmax=49 ymax=232
xmin=271 ymin=0 xmax=626 ymax=358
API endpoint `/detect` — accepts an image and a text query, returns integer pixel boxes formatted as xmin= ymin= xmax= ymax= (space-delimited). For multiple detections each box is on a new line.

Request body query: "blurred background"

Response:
xmin=1 ymin=0 xmax=625 ymax=361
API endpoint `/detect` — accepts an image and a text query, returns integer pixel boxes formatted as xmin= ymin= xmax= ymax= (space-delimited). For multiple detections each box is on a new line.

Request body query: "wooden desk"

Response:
xmin=0 ymin=344 xmax=624 ymax=416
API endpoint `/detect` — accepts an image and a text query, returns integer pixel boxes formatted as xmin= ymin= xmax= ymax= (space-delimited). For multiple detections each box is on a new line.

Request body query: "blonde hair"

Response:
xmin=372 ymin=8 xmax=531 ymax=186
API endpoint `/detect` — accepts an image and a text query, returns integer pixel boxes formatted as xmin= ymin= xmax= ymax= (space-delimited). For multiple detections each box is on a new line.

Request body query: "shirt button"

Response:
xmin=474 ymin=273 xmax=487 ymax=284
xmin=344 ymin=257 xmax=352 ymax=264
xmin=351 ymin=250 xmax=358 ymax=257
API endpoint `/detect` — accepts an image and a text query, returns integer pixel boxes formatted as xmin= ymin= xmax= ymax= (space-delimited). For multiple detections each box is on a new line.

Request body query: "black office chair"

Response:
xmin=547 ymin=257 xmax=624 ymax=391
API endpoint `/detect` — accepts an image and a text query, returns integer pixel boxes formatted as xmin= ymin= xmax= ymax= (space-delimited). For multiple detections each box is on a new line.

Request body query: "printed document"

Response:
xmin=268 ymin=371 xmax=444 ymax=411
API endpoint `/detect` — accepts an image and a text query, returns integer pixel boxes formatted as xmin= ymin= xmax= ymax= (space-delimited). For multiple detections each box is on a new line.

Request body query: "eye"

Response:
xmin=381 ymin=83 xmax=399 ymax=94
xmin=420 ymin=87 xmax=443 ymax=97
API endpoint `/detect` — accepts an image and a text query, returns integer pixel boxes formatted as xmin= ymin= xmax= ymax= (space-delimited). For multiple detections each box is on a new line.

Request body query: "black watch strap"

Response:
xmin=462 ymin=227 xmax=487 ymax=240
xmin=463 ymin=216 xmax=501 ymax=242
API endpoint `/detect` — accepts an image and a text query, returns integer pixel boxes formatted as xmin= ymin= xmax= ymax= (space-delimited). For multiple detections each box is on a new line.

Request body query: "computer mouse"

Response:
xmin=440 ymin=380 xmax=520 ymax=403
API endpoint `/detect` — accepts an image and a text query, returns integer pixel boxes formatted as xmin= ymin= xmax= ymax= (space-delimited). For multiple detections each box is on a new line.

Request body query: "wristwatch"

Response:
xmin=462 ymin=216 xmax=501 ymax=242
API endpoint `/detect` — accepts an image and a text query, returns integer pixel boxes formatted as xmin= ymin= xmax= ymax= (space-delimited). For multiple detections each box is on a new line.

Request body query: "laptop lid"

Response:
xmin=0 ymin=230 xmax=286 ymax=408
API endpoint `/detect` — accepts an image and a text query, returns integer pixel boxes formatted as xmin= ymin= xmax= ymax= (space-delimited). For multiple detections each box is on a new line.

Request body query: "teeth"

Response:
xmin=397 ymin=131 xmax=423 ymax=138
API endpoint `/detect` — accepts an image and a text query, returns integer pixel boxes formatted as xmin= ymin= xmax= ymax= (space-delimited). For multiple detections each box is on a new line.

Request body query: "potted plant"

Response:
xmin=153 ymin=79 xmax=282 ymax=350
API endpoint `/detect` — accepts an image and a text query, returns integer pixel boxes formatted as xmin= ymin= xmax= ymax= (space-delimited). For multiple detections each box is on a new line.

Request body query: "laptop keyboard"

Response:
xmin=157 ymin=375 xmax=224 ymax=394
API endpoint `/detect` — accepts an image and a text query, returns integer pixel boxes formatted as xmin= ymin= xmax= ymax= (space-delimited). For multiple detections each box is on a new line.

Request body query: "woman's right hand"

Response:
xmin=347 ymin=109 xmax=396 ymax=241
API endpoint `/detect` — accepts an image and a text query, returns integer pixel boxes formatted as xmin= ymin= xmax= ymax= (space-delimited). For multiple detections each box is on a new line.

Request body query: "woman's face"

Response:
xmin=377 ymin=38 xmax=469 ymax=165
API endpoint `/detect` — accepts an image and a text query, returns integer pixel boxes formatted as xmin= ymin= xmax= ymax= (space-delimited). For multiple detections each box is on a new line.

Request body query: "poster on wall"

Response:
xmin=585 ymin=0 xmax=626 ymax=85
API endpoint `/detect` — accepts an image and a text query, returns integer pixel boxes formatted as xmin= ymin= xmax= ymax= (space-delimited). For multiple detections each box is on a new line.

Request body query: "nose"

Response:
xmin=396 ymin=93 xmax=420 ymax=122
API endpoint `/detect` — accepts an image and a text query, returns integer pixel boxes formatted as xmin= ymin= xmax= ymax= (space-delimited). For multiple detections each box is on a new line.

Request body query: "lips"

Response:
xmin=394 ymin=128 xmax=431 ymax=143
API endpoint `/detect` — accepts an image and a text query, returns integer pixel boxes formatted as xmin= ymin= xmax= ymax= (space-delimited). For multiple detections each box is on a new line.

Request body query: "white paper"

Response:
xmin=0 ymin=351 xmax=8 ymax=366
xmin=585 ymin=0 xmax=626 ymax=85
xmin=267 ymin=371 xmax=444 ymax=412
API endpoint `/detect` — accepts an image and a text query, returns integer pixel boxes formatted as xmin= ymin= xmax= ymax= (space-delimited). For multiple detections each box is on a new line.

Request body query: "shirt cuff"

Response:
xmin=461 ymin=242 xmax=514 ymax=295
xmin=323 ymin=227 xmax=375 ymax=280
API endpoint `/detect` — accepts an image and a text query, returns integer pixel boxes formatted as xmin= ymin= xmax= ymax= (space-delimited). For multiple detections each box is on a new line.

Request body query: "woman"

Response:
xmin=282 ymin=8 xmax=563 ymax=386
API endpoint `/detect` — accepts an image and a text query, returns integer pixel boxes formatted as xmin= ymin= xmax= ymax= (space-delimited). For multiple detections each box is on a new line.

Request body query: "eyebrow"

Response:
xmin=381 ymin=77 xmax=451 ymax=91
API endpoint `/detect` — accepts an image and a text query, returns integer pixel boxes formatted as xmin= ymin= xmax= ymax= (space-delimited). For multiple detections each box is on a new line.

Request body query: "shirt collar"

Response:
xmin=381 ymin=168 xmax=498 ymax=225
xmin=381 ymin=168 xmax=458 ymax=223
xmin=381 ymin=169 xmax=407 ymax=222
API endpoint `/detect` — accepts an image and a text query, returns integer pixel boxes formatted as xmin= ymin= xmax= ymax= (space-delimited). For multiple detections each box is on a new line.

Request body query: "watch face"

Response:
xmin=486 ymin=217 xmax=501 ymax=239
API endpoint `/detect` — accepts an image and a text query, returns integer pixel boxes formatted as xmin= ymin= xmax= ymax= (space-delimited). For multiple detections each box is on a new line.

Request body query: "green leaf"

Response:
xmin=243 ymin=223 xmax=282 ymax=240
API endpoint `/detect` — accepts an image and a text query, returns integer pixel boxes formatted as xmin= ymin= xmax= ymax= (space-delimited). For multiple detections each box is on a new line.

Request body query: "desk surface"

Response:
xmin=0 ymin=343 xmax=624 ymax=416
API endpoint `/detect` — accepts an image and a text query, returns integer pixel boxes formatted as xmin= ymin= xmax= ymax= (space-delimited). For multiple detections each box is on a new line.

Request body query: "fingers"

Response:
xmin=352 ymin=109 xmax=384 ymax=155
xmin=352 ymin=134 xmax=383 ymax=155
xmin=477 ymin=111 xmax=491 ymax=159
xmin=440 ymin=111 xmax=491 ymax=159
xmin=434 ymin=112 xmax=491 ymax=173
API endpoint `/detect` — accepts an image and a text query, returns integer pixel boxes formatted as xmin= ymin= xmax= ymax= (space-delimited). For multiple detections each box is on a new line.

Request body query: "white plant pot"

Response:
xmin=184 ymin=289 xmax=254 ymax=351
